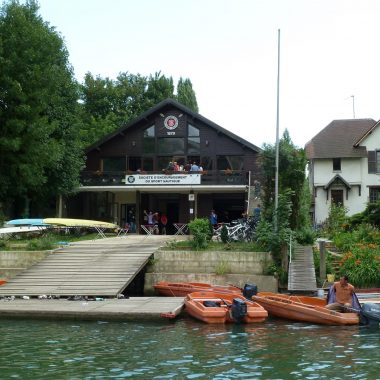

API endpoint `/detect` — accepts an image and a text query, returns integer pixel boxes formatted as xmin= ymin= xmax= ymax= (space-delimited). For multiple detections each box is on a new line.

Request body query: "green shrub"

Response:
xmin=188 ymin=218 xmax=210 ymax=250
xmin=338 ymin=243 xmax=380 ymax=287
xmin=26 ymin=236 xmax=55 ymax=251
xmin=220 ymin=225 xmax=229 ymax=243
xmin=295 ymin=227 xmax=315 ymax=245
xmin=324 ymin=203 xmax=348 ymax=237
xmin=0 ymin=240 xmax=7 ymax=249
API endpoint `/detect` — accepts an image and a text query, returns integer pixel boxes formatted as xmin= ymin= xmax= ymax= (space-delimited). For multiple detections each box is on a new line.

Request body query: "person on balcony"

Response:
xmin=190 ymin=162 xmax=199 ymax=171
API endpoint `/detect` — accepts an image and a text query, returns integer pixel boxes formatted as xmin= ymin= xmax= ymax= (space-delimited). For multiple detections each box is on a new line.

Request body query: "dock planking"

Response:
xmin=0 ymin=297 xmax=185 ymax=321
xmin=0 ymin=236 xmax=175 ymax=297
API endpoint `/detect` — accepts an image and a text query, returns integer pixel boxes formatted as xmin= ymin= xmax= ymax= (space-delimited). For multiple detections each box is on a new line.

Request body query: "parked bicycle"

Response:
xmin=214 ymin=217 xmax=258 ymax=242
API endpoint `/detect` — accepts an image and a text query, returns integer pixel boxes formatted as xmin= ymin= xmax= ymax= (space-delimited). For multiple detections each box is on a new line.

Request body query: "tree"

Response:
xmin=176 ymin=77 xmax=198 ymax=112
xmin=79 ymin=72 xmax=199 ymax=147
xmin=257 ymin=130 xmax=309 ymax=275
xmin=259 ymin=130 xmax=308 ymax=230
xmin=0 ymin=0 xmax=84 ymax=216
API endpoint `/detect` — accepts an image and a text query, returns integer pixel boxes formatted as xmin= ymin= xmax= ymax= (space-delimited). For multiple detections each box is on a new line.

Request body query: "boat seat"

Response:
xmin=203 ymin=301 xmax=220 ymax=307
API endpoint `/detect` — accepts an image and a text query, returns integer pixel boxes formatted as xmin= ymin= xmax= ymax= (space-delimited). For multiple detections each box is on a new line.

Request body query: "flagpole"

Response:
xmin=274 ymin=29 xmax=280 ymax=232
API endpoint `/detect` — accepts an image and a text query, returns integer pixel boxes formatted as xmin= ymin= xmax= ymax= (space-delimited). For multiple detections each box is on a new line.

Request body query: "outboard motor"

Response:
xmin=243 ymin=284 xmax=258 ymax=300
xmin=360 ymin=303 xmax=380 ymax=327
xmin=231 ymin=298 xmax=247 ymax=323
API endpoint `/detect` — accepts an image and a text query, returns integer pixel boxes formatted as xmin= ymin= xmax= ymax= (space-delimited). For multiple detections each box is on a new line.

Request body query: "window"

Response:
xmin=128 ymin=157 xmax=141 ymax=171
xmin=188 ymin=124 xmax=200 ymax=154
xmin=201 ymin=156 xmax=213 ymax=170
xmin=188 ymin=124 xmax=200 ymax=137
xmin=368 ymin=150 xmax=380 ymax=173
xmin=333 ymin=158 xmax=341 ymax=171
xmin=158 ymin=138 xmax=185 ymax=154
xmin=102 ymin=157 xmax=125 ymax=172
xmin=217 ymin=156 xmax=244 ymax=170
xmin=142 ymin=157 xmax=153 ymax=171
xmin=143 ymin=125 xmax=155 ymax=154
xmin=188 ymin=137 xmax=200 ymax=153
xmin=369 ymin=187 xmax=380 ymax=203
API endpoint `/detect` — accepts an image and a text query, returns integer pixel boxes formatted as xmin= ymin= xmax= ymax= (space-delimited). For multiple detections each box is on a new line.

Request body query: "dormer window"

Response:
xmin=333 ymin=158 xmax=341 ymax=171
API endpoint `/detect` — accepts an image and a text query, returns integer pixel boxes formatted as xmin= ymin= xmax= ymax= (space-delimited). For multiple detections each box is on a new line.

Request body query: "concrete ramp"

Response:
xmin=0 ymin=236 xmax=172 ymax=297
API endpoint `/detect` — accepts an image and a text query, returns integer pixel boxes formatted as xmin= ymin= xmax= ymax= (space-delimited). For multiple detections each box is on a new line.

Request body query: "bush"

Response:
xmin=324 ymin=203 xmax=348 ymax=237
xmin=188 ymin=218 xmax=210 ymax=250
xmin=295 ymin=227 xmax=315 ymax=245
xmin=220 ymin=225 xmax=229 ymax=243
xmin=26 ymin=235 xmax=55 ymax=251
xmin=0 ymin=240 xmax=7 ymax=249
xmin=338 ymin=244 xmax=380 ymax=287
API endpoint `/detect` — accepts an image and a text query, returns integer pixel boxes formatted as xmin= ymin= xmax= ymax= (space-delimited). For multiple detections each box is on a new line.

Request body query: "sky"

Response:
xmin=34 ymin=0 xmax=380 ymax=148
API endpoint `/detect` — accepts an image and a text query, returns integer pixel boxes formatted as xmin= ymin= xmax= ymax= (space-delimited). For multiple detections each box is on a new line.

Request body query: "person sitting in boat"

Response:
xmin=326 ymin=275 xmax=356 ymax=312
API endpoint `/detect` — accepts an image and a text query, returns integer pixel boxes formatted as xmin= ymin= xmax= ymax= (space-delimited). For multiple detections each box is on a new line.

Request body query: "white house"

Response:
xmin=305 ymin=118 xmax=380 ymax=224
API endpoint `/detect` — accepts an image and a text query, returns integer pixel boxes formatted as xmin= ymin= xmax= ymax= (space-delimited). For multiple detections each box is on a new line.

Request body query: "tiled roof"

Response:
xmin=305 ymin=119 xmax=377 ymax=159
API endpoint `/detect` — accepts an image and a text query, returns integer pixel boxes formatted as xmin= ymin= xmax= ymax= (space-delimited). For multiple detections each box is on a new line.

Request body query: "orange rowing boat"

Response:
xmin=185 ymin=291 xmax=268 ymax=324
xmin=154 ymin=281 xmax=242 ymax=297
xmin=252 ymin=292 xmax=359 ymax=325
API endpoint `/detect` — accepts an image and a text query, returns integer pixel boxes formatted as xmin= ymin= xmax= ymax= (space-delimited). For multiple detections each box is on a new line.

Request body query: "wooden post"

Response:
xmin=319 ymin=240 xmax=326 ymax=281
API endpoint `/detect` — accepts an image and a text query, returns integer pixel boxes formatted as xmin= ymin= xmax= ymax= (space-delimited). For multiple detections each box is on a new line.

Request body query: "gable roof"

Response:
xmin=86 ymin=98 xmax=261 ymax=153
xmin=323 ymin=174 xmax=351 ymax=190
xmin=354 ymin=119 xmax=380 ymax=146
xmin=305 ymin=118 xmax=376 ymax=159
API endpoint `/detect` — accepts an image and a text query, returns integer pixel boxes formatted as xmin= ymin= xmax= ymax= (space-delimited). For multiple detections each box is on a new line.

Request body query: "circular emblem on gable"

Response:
xmin=127 ymin=176 xmax=135 ymax=183
xmin=164 ymin=115 xmax=179 ymax=130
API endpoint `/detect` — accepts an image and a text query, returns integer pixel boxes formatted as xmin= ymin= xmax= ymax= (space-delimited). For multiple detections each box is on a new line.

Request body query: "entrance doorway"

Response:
xmin=331 ymin=189 xmax=344 ymax=206
xmin=120 ymin=203 xmax=136 ymax=232
xmin=166 ymin=202 xmax=179 ymax=235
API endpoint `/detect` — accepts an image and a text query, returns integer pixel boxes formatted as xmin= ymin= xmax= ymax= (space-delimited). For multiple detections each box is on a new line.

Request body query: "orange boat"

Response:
xmin=154 ymin=281 xmax=242 ymax=297
xmin=252 ymin=292 xmax=359 ymax=325
xmin=185 ymin=291 xmax=268 ymax=324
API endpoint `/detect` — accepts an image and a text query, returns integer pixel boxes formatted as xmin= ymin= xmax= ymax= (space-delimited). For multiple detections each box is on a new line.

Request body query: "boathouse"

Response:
xmin=66 ymin=99 xmax=262 ymax=233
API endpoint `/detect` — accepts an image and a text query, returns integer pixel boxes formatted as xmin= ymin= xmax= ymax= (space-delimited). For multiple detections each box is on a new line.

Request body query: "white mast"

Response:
xmin=274 ymin=29 xmax=281 ymax=231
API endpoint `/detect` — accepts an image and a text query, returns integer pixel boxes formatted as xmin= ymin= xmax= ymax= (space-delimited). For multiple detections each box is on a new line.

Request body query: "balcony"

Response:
xmin=80 ymin=170 xmax=249 ymax=187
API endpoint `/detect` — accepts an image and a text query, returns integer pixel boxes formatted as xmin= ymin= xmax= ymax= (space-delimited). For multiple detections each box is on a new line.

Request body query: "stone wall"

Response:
xmin=0 ymin=251 xmax=51 ymax=279
xmin=144 ymin=250 xmax=278 ymax=294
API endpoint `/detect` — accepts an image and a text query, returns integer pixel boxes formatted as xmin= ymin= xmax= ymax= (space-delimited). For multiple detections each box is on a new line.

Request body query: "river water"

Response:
xmin=0 ymin=317 xmax=379 ymax=379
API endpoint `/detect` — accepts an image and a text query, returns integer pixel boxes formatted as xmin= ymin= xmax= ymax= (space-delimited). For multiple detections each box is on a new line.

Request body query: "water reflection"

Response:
xmin=0 ymin=317 xmax=378 ymax=379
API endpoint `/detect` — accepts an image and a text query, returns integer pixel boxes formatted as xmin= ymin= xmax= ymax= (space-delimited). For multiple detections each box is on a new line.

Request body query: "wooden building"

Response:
xmin=66 ymin=99 xmax=262 ymax=233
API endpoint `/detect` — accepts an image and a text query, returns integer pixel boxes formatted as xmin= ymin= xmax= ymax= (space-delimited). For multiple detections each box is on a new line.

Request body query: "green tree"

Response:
xmin=176 ymin=77 xmax=198 ymax=112
xmin=0 ymin=0 xmax=84 ymax=216
xmin=144 ymin=71 xmax=175 ymax=107
xmin=79 ymin=71 xmax=199 ymax=147
xmin=259 ymin=129 xmax=308 ymax=230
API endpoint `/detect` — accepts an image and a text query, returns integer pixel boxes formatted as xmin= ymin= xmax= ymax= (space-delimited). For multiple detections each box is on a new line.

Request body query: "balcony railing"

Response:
xmin=80 ymin=170 xmax=249 ymax=186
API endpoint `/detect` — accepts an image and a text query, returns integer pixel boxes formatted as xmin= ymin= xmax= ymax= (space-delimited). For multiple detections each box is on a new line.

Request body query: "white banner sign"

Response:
xmin=125 ymin=174 xmax=201 ymax=185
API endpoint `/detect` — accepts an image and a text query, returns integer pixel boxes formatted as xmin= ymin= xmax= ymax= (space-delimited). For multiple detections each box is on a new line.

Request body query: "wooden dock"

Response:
xmin=0 ymin=297 xmax=185 ymax=321
xmin=288 ymin=245 xmax=317 ymax=292
xmin=0 ymin=236 xmax=174 ymax=298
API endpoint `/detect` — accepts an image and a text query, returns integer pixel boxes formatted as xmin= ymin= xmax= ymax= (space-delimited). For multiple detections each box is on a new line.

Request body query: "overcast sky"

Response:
xmin=35 ymin=0 xmax=380 ymax=148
